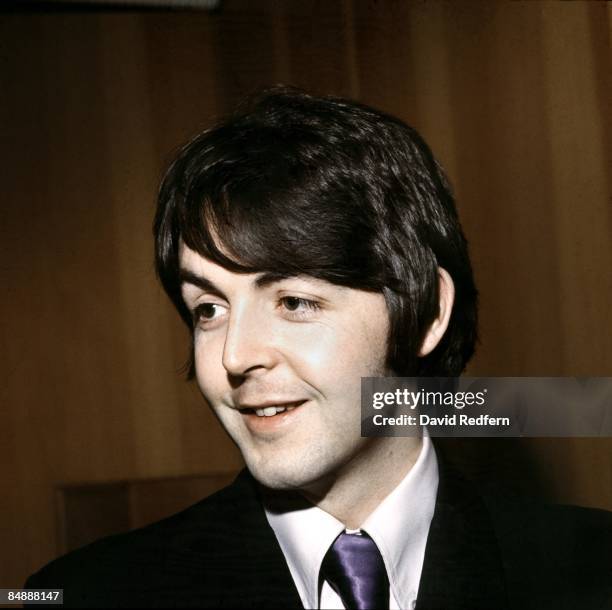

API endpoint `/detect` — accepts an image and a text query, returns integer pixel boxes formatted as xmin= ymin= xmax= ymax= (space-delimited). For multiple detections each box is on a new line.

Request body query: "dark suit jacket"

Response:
xmin=25 ymin=458 xmax=612 ymax=609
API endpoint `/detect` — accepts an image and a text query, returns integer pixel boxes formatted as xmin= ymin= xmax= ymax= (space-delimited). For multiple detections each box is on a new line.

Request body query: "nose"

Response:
xmin=221 ymin=304 xmax=277 ymax=377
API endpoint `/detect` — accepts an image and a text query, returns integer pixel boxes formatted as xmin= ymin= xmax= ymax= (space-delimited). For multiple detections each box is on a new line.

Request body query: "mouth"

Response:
xmin=238 ymin=400 xmax=307 ymax=418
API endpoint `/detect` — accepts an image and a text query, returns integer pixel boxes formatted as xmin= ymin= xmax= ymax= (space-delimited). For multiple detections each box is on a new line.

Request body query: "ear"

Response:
xmin=418 ymin=267 xmax=455 ymax=357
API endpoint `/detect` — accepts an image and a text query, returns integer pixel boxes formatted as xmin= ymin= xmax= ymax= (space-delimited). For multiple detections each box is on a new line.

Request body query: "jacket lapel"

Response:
xmin=416 ymin=456 xmax=508 ymax=609
xmin=160 ymin=469 xmax=303 ymax=608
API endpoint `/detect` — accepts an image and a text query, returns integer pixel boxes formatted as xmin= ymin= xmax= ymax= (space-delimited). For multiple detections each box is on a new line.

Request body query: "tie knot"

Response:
xmin=321 ymin=531 xmax=390 ymax=609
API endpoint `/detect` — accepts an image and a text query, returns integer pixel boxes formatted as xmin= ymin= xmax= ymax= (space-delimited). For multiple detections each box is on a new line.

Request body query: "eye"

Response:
xmin=193 ymin=302 xmax=228 ymax=327
xmin=279 ymin=296 xmax=321 ymax=318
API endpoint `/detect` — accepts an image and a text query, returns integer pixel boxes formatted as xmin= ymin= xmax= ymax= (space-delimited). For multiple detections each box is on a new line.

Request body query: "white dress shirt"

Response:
xmin=263 ymin=433 xmax=439 ymax=609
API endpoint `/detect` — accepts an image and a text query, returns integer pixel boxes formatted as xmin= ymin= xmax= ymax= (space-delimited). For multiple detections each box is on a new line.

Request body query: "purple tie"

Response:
xmin=321 ymin=532 xmax=390 ymax=609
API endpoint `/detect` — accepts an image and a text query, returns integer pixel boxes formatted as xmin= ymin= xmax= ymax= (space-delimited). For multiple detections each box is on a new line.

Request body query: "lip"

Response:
xmin=240 ymin=400 xmax=309 ymax=436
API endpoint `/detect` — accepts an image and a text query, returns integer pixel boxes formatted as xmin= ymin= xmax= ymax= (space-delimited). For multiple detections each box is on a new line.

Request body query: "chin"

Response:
xmin=245 ymin=456 xmax=327 ymax=491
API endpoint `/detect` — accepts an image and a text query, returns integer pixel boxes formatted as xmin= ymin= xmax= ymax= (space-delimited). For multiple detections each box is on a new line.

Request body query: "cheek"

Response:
xmin=193 ymin=334 xmax=227 ymax=398
xmin=287 ymin=327 xmax=342 ymax=371
xmin=280 ymin=319 xmax=388 ymax=391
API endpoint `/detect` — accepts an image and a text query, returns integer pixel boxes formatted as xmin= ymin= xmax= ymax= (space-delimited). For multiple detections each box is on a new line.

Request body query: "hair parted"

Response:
xmin=154 ymin=85 xmax=478 ymax=377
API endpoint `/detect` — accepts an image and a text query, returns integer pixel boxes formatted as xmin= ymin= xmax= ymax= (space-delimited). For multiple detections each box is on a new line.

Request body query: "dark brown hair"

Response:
xmin=154 ymin=86 xmax=478 ymax=377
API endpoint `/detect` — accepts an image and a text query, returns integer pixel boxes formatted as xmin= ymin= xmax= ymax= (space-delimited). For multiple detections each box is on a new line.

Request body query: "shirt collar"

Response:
xmin=263 ymin=432 xmax=439 ymax=609
xmin=263 ymin=489 xmax=344 ymax=609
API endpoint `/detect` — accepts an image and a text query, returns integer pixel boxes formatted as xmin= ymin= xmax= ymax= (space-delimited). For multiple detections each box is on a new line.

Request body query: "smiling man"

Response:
xmin=152 ymin=87 xmax=465 ymax=608
xmin=25 ymin=87 xmax=612 ymax=609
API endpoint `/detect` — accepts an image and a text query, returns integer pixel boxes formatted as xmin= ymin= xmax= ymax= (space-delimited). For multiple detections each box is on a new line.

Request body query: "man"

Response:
xmin=25 ymin=87 xmax=611 ymax=608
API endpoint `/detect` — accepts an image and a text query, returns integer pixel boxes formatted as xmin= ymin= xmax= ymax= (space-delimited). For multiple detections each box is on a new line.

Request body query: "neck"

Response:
xmin=299 ymin=436 xmax=422 ymax=529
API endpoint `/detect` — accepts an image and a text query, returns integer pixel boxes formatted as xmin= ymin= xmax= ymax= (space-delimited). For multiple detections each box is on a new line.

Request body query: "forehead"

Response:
xmin=178 ymin=243 xmax=345 ymax=294
xmin=180 ymin=242 xmax=231 ymax=276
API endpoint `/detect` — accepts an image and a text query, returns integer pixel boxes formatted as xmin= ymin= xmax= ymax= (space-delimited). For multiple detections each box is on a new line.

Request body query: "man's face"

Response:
xmin=179 ymin=244 xmax=391 ymax=491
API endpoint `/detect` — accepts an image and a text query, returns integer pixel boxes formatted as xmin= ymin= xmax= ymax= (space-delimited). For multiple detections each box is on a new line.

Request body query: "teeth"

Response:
xmin=251 ymin=404 xmax=297 ymax=417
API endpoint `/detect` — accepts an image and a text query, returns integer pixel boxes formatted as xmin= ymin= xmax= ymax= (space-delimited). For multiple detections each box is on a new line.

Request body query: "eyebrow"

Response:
xmin=179 ymin=268 xmax=296 ymax=296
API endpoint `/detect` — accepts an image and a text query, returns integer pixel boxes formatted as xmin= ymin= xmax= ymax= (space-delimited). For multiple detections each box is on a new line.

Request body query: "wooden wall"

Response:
xmin=2 ymin=0 xmax=611 ymax=589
